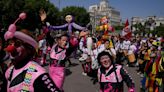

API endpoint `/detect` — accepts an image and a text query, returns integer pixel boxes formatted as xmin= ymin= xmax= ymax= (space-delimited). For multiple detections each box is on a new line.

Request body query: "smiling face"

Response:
xmin=100 ymin=55 xmax=111 ymax=69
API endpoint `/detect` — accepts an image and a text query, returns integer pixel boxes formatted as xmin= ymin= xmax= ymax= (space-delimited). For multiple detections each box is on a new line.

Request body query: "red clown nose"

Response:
xmin=5 ymin=45 xmax=16 ymax=52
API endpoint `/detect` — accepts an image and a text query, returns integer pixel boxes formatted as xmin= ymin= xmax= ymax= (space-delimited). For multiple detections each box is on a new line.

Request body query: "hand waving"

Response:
xmin=39 ymin=9 xmax=47 ymax=22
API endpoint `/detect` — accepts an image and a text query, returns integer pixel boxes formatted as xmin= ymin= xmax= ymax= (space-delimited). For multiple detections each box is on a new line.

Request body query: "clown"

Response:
xmin=4 ymin=13 xmax=61 ymax=92
xmin=97 ymin=51 xmax=135 ymax=92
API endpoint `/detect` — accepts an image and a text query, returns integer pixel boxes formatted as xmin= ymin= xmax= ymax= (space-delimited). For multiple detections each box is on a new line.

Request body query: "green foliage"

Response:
xmin=114 ymin=25 xmax=124 ymax=30
xmin=0 ymin=0 xmax=90 ymax=31
xmin=156 ymin=26 xmax=164 ymax=36
xmin=60 ymin=6 xmax=90 ymax=26
xmin=0 ymin=0 xmax=59 ymax=31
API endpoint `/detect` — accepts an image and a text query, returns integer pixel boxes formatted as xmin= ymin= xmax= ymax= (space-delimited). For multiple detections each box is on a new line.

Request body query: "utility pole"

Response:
xmin=58 ymin=0 xmax=61 ymax=10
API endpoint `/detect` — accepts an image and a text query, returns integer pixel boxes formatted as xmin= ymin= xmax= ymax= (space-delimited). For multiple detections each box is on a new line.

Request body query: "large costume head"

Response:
xmin=65 ymin=15 xmax=73 ymax=23
xmin=98 ymin=16 xmax=114 ymax=35
xmin=4 ymin=13 xmax=38 ymax=67
xmin=99 ymin=16 xmax=108 ymax=31
xmin=100 ymin=16 xmax=108 ymax=25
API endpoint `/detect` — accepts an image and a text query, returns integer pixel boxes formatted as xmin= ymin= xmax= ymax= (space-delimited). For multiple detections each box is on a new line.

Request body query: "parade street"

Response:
xmin=59 ymin=58 xmax=142 ymax=92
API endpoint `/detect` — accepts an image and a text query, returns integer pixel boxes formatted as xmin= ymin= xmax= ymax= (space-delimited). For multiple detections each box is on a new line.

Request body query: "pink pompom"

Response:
xmin=4 ymin=31 xmax=14 ymax=41
xmin=8 ymin=24 xmax=16 ymax=32
xmin=19 ymin=12 xmax=26 ymax=20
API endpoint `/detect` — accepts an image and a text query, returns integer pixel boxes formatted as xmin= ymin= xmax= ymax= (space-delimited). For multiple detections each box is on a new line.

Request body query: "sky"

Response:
xmin=49 ymin=0 xmax=164 ymax=21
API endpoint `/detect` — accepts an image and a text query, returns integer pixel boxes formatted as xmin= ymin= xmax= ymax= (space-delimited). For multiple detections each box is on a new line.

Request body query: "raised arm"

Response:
xmin=48 ymin=23 xmax=68 ymax=30
xmin=72 ymin=23 xmax=86 ymax=31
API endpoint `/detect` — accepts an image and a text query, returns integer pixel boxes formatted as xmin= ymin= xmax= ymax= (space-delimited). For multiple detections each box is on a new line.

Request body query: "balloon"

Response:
xmin=4 ymin=31 xmax=14 ymax=41
xmin=19 ymin=12 xmax=26 ymax=20
xmin=8 ymin=24 xmax=16 ymax=32
xmin=14 ymin=32 xmax=38 ymax=49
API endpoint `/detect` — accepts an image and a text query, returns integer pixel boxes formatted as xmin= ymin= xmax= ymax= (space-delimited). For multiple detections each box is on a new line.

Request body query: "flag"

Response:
xmin=122 ymin=19 xmax=132 ymax=39
xmin=125 ymin=19 xmax=129 ymax=28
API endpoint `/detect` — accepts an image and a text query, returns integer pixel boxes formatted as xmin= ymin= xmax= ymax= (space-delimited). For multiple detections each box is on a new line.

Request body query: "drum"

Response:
xmin=128 ymin=53 xmax=136 ymax=63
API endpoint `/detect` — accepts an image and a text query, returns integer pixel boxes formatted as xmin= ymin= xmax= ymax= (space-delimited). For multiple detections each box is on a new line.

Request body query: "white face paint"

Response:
xmin=100 ymin=55 xmax=111 ymax=69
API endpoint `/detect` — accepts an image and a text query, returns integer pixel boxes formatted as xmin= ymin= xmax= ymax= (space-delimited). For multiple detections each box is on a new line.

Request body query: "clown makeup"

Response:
xmin=100 ymin=55 xmax=112 ymax=69
xmin=5 ymin=39 xmax=25 ymax=59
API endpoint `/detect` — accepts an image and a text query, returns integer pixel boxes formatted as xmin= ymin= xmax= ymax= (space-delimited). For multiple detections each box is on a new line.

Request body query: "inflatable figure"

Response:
xmin=39 ymin=9 xmax=86 ymax=36
xmin=98 ymin=16 xmax=114 ymax=35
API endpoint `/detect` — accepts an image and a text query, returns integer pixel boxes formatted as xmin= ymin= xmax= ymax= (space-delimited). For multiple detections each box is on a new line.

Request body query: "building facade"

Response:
xmin=131 ymin=16 xmax=164 ymax=31
xmin=88 ymin=0 xmax=121 ymax=32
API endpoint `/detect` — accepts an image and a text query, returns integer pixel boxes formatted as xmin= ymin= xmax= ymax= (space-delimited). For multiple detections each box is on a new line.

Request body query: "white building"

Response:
xmin=131 ymin=16 xmax=164 ymax=31
xmin=88 ymin=0 xmax=121 ymax=32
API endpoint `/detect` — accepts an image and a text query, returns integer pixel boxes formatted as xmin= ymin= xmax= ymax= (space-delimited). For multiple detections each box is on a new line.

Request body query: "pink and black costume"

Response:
xmin=5 ymin=61 xmax=60 ymax=92
xmin=98 ymin=64 xmax=135 ymax=92
xmin=3 ymin=12 xmax=61 ymax=92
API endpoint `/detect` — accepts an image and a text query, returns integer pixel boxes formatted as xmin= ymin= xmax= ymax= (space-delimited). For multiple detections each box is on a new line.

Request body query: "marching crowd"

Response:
xmin=0 ymin=12 xmax=164 ymax=92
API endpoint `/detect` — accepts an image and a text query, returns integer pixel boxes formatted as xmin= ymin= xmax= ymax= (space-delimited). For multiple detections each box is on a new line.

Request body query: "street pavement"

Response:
xmin=61 ymin=58 xmax=142 ymax=92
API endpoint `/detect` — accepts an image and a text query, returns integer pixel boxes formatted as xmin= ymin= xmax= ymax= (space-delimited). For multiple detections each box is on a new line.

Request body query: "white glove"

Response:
xmin=46 ymin=22 xmax=50 ymax=27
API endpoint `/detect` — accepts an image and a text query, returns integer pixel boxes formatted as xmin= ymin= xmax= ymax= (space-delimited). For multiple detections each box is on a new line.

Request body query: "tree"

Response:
xmin=156 ymin=26 xmax=164 ymax=37
xmin=60 ymin=6 xmax=90 ymax=26
xmin=0 ymin=0 xmax=59 ymax=31
xmin=114 ymin=25 xmax=124 ymax=30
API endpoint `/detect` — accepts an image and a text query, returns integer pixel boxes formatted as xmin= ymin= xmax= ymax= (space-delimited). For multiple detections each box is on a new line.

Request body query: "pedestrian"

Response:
xmin=97 ymin=51 xmax=135 ymax=92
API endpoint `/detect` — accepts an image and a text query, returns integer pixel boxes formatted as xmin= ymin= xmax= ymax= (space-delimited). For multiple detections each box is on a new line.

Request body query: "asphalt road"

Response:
xmin=61 ymin=58 xmax=141 ymax=92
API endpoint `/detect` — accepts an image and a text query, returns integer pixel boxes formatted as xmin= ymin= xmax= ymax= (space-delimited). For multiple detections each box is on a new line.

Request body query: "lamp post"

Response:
xmin=93 ymin=10 xmax=96 ymax=34
xmin=58 ymin=0 xmax=61 ymax=10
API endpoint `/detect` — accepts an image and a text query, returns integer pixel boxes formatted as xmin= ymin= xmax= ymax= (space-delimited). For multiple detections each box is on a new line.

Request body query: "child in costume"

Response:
xmin=4 ymin=12 xmax=61 ymax=92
